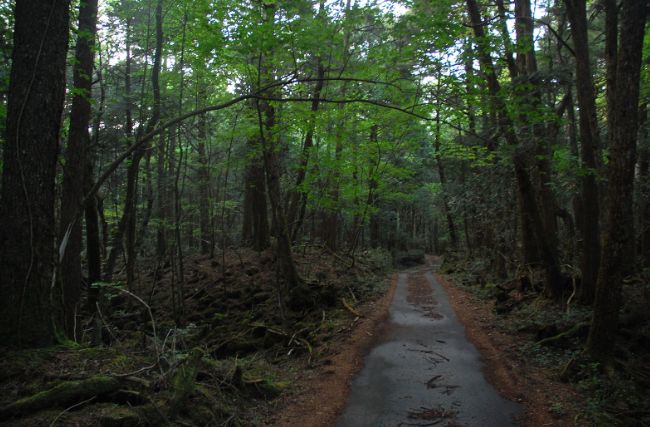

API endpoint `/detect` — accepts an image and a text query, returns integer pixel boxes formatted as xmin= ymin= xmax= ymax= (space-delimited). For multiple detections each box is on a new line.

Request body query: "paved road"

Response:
xmin=336 ymin=264 xmax=522 ymax=427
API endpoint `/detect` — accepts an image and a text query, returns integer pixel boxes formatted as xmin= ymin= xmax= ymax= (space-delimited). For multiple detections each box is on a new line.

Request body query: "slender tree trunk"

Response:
xmin=256 ymin=1 xmax=302 ymax=291
xmin=287 ymin=61 xmax=325 ymax=240
xmin=84 ymin=162 xmax=102 ymax=312
xmin=104 ymin=12 xmax=136 ymax=281
xmin=494 ymin=0 xmax=518 ymax=78
xmin=516 ymin=0 xmax=563 ymax=298
xmin=155 ymin=129 xmax=167 ymax=257
xmin=564 ymin=0 xmax=602 ymax=304
xmin=638 ymin=104 xmax=650 ymax=266
xmin=86 ymin=41 xmax=106 ymax=313
xmin=287 ymin=2 xmax=327 ymax=241
xmin=172 ymin=7 xmax=188 ymax=321
xmin=587 ymin=0 xmax=646 ymax=361
xmin=197 ymin=85 xmax=211 ymax=255
xmin=0 ymin=0 xmax=71 ymax=347
xmin=466 ymin=0 xmax=562 ymax=297
xmin=434 ymin=73 xmax=457 ymax=248
xmin=368 ymin=125 xmax=380 ymax=248
xmin=58 ymin=0 xmax=99 ymax=338
xmin=322 ymin=0 xmax=352 ymax=251
xmin=105 ymin=0 xmax=162 ymax=284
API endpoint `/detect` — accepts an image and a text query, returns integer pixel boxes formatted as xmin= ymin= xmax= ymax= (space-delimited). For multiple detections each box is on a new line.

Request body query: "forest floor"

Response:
xmin=0 ymin=246 xmax=396 ymax=426
xmin=2 ymin=252 xmax=648 ymax=426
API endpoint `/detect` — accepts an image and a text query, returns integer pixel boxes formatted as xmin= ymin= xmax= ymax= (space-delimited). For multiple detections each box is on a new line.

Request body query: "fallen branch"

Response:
xmin=536 ymin=322 xmax=589 ymax=347
xmin=341 ymin=298 xmax=363 ymax=317
xmin=49 ymin=395 xmax=96 ymax=427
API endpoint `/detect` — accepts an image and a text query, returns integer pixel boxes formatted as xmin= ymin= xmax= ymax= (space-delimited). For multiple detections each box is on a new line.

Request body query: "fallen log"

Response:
xmin=535 ymin=322 xmax=590 ymax=347
xmin=0 ymin=375 xmax=121 ymax=420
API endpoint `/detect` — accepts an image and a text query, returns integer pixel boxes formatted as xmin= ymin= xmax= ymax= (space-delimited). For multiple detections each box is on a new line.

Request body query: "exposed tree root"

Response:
xmin=535 ymin=322 xmax=590 ymax=347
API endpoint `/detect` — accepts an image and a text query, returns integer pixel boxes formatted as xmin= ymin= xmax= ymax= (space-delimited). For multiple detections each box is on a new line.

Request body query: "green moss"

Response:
xmin=0 ymin=375 xmax=121 ymax=420
xmin=169 ymin=348 xmax=203 ymax=417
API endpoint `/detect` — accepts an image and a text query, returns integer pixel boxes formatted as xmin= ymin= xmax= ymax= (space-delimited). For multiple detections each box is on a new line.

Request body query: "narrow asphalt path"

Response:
xmin=336 ymin=262 xmax=522 ymax=427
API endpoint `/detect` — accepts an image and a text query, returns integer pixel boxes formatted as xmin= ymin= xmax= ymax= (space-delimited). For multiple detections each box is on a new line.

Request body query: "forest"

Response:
xmin=0 ymin=0 xmax=648 ymax=425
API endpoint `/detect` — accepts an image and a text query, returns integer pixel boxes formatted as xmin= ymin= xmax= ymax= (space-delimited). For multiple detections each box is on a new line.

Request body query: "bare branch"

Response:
xmin=251 ymin=95 xmax=434 ymax=121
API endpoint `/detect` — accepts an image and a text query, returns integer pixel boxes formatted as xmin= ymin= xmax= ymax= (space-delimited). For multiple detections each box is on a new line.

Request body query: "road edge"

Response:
xmin=270 ymin=272 xmax=399 ymax=427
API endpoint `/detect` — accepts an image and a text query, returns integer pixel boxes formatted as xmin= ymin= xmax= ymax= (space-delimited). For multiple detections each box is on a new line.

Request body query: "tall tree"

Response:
xmin=255 ymin=0 xmax=302 ymax=291
xmin=587 ymin=0 xmax=647 ymax=362
xmin=59 ymin=0 xmax=99 ymax=339
xmin=564 ymin=0 xmax=602 ymax=304
xmin=465 ymin=0 xmax=563 ymax=298
xmin=0 ymin=0 xmax=71 ymax=346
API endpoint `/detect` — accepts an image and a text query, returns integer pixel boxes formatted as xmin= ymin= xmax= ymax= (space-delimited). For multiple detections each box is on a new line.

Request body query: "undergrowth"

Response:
xmin=441 ymin=254 xmax=650 ymax=427
xmin=0 ymin=247 xmax=393 ymax=426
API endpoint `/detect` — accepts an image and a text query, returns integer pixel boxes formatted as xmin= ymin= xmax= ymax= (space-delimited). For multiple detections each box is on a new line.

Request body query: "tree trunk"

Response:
xmin=287 ymin=61 xmax=325 ymax=240
xmin=105 ymin=0 xmax=162 ymax=283
xmin=258 ymin=97 xmax=302 ymax=289
xmin=434 ymin=73 xmax=457 ymax=248
xmin=104 ymin=12 xmax=135 ymax=281
xmin=564 ymin=0 xmax=602 ymax=304
xmin=0 ymin=0 xmax=71 ymax=347
xmin=255 ymin=1 xmax=302 ymax=291
xmin=467 ymin=0 xmax=562 ymax=297
xmin=368 ymin=125 xmax=380 ymax=249
xmin=587 ymin=0 xmax=646 ymax=361
xmin=322 ymin=0 xmax=352 ymax=251
xmin=638 ymin=104 xmax=650 ymax=266
xmin=197 ymin=90 xmax=211 ymax=255
xmin=156 ymin=129 xmax=167 ymax=258
xmin=604 ymin=0 xmax=618 ymax=132
xmin=242 ymin=136 xmax=271 ymax=251
xmin=58 ymin=0 xmax=99 ymax=338
xmin=84 ymin=162 xmax=102 ymax=312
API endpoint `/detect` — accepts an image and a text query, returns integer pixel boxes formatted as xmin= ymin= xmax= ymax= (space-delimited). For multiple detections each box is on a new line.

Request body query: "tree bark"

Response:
xmin=564 ymin=0 xmax=602 ymax=304
xmin=638 ymin=103 xmax=650 ymax=266
xmin=155 ymin=129 xmax=167 ymax=257
xmin=256 ymin=1 xmax=302 ymax=291
xmin=242 ymin=136 xmax=271 ymax=251
xmin=466 ymin=0 xmax=563 ymax=297
xmin=0 ymin=0 xmax=71 ymax=347
xmin=104 ymin=11 xmax=135 ymax=281
xmin=287 ymin=61 xmax=325 ymax=240
xmin=59 ymin=0 xmax=99 ymax=338
xmin=84 ymin=162 xmax=102 ymax=312
xmin=368 ymin=125 xmax=381 ymax=248
xmin=434 ymin=72 xmax=457 ymax=248
xmin=105 ymin=0 xmax=162 ymax=284
xmin=197 ymin=87 xmax=211 ymax=255
xmin=587 ymin=0 xmax=646 ymax=362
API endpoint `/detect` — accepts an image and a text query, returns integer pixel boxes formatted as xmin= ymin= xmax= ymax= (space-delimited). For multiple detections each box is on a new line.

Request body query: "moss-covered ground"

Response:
xmin=0 ymin=247 xmax=393 ymax=426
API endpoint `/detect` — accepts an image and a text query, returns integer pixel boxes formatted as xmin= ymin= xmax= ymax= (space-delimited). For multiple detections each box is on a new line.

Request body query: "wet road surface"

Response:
xmin=336 ymin=264 xmax=522 ymax=427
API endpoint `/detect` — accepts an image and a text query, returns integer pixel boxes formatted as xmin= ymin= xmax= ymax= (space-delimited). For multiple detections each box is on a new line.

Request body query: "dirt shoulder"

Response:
xmin=268 ymin=273 xmax=398 ymax=427
xmin=436 ymin=273 xmax=587 ymax=427
xmin=272 ymin=264 xmax=584 ymax=427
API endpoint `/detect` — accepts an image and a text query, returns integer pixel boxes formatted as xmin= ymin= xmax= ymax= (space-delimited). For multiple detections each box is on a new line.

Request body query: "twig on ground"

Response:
xmin=342 ymin=298 xmax=363 ymax=317
xmin=112 ymin=287 xmax=161 ymax=367
xmin=49 ymin=395 xmax=96 ymax=427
